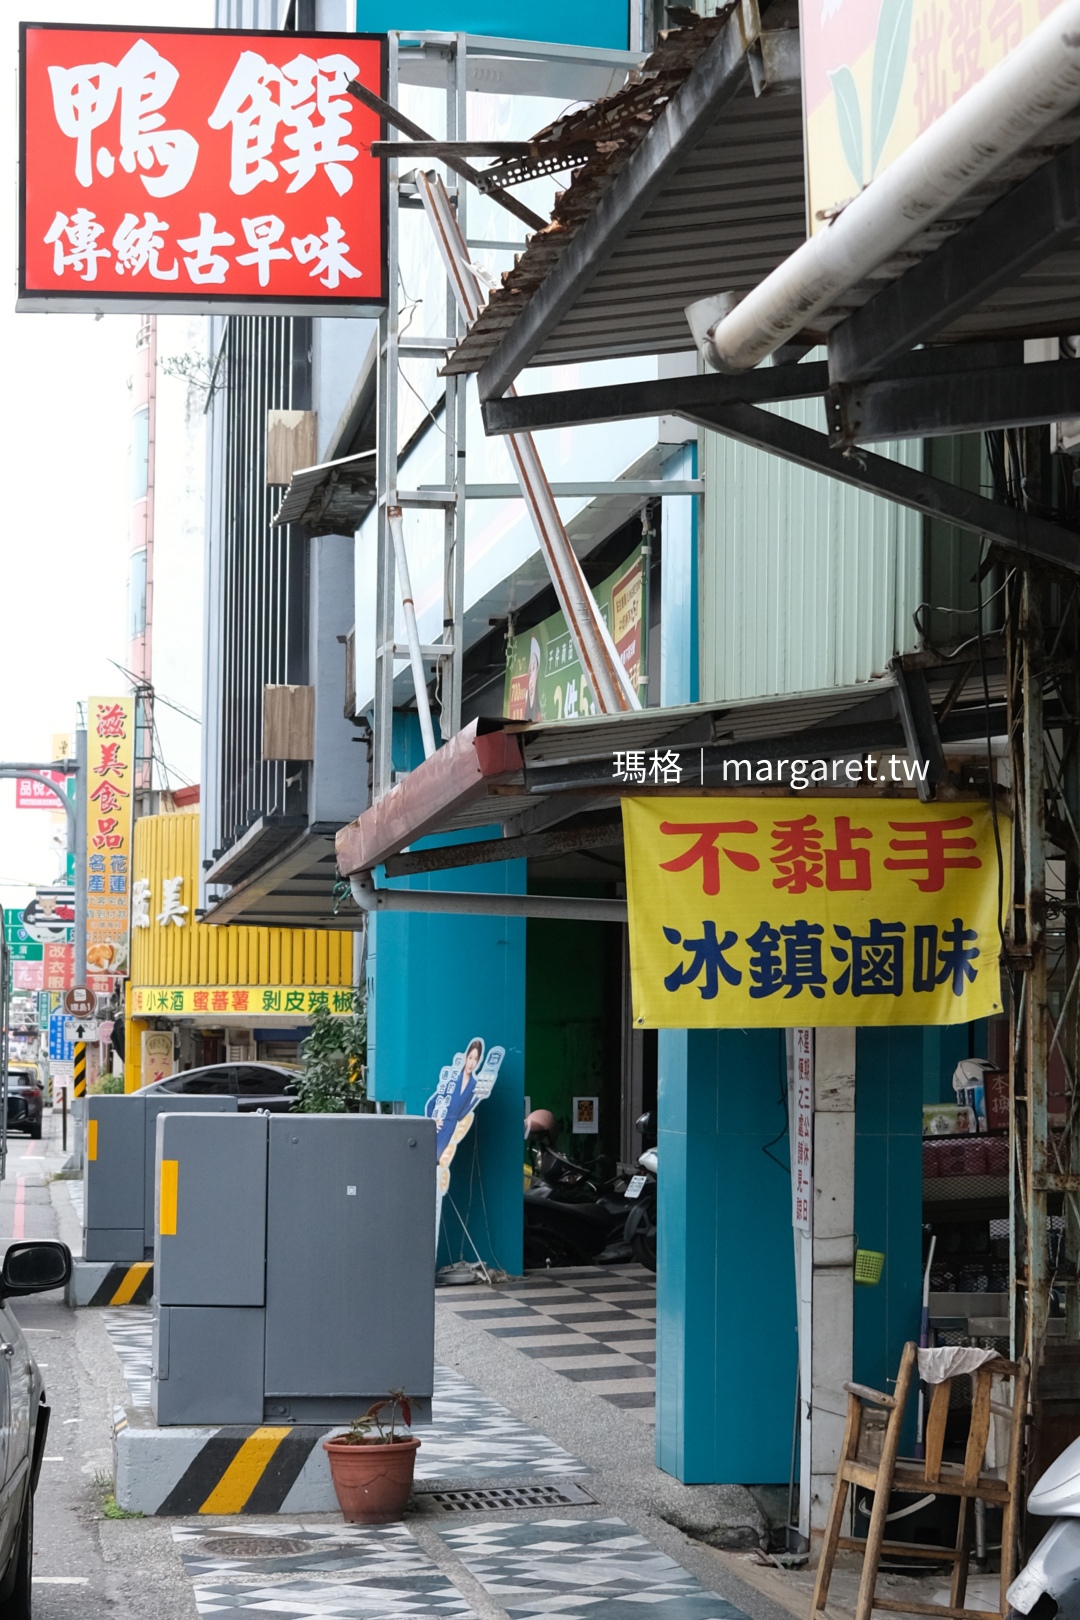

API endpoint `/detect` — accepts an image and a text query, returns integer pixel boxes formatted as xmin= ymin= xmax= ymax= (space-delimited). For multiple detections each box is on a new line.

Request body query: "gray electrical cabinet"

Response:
xmin=84 ymin=1096 xmax=145 ymax=1261
xmin=83 ymin=1092 xmax=236 ymax=1262
xmin=150 ymin=1112 xmax=437 ymax=1426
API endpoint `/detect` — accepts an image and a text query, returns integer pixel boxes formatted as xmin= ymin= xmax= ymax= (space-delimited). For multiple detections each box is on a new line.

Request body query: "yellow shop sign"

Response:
xmin=130 ymin=986 xmax=355 ymax=1016
xmin=623 ymin=797 xmax=1008 ymax=1029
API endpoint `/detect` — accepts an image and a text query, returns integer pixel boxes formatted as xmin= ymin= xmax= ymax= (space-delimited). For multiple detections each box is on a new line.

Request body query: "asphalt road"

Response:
xmin=0 ymin=1106 xmax=194 ymax=1620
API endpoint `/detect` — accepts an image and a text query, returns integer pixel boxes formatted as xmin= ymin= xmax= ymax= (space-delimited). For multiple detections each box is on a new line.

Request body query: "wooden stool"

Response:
xmin=810 ymin=1341 xmax=1029 ymax=1620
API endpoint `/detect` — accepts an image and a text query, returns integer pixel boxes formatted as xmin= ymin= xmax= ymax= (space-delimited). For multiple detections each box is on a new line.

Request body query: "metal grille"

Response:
xmin=418 ymin=1481 xmax=597 ymax=1512
xmin=210 ymin=314 xmax=311 ymax=855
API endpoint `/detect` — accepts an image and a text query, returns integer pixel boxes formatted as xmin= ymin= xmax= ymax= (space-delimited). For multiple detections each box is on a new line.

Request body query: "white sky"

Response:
xmin=1 ymin=1 xmax=212 ymax=913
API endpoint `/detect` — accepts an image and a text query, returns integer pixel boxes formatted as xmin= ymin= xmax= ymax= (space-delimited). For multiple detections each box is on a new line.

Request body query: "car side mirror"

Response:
xmin=0 ymin=1241 xmax=71 ymax=1300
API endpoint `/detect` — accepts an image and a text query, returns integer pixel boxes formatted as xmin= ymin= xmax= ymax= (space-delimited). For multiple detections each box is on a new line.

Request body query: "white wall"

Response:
xmin=152 ymin=315 xmax=208 ymax=789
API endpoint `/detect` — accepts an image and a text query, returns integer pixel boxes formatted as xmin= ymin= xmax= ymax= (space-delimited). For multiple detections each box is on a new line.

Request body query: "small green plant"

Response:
xmin=290 ymin=990 xmax=368 ymax=1114
xmin=101 ymin=1494 xmax=142 ymax=1520
xmin=338 ymin=1391 xmax=413 ymax=1446
xmin=89 ymin=1073 xmax=124 ymax=1095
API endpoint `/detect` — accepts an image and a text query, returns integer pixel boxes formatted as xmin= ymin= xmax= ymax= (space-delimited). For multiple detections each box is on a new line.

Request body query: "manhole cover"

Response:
xmin=419 ymin=1481 xmax=597 ymax=1512
xmin=195 ymin=1535 xmax=314 ymax=1558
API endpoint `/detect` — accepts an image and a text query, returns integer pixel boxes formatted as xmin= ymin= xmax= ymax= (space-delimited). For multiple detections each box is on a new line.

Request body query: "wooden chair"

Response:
xmin=810 ymin=1342 xmax=1029 ymax=1620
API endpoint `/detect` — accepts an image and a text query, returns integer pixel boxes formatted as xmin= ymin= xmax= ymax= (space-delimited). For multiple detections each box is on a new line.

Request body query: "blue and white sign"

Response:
xmin=49 ymin=1012 xmax=74 ymax=1063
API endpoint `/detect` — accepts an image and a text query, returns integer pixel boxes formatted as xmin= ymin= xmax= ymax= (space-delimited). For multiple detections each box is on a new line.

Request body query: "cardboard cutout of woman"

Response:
xmin=425 ymin=1037 xmax=504 ymax=1237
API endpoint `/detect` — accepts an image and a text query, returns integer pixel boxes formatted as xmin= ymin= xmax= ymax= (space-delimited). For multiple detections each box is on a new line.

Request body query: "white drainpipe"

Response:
xmin=350 ymin=873 xmax=627 ymax=923
xmin=700 ymin=0 xmax=1080 ymax=373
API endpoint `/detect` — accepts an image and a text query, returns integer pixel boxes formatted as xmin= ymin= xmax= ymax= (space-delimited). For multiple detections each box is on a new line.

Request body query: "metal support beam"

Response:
xmin=687 ymin=401 xmax=1080 ymax=579
xmin=481 ymin=362 xmax=829 ymax=435
xmin=890 ymin=658 xmax=947 ymax=803
xmin=350 ymin=873 xmax=626 ymax=922
xmin=382 ymin=817 xmax=622 ymax=878
xmin=829 ymin=135 xmax=1080 ymax=384
xmin=345 ymin=77 xmax=546 ymax=233
xmin=827 ymin=360 xmax=1080 ymax=447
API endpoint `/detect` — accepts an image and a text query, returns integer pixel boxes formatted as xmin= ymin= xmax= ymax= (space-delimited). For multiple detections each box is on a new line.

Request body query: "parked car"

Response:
xmin=6 ymin=1067 xmax=44 ymax=1141
xmin=140 ymin=1061 xmax=300 ymax=1112
xmin=0 ymin=1239 xmax=72 ymax=1619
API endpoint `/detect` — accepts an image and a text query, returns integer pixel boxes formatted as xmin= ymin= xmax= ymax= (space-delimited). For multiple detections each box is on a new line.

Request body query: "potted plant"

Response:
xmin=323 ymin=1391 xmax=420 ymax=1524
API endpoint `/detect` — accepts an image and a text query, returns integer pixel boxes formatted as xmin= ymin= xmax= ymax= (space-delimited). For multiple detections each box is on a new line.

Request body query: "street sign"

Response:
xmin=64 ymin=986 xmax=95 ymax=1017
xmin=65 ymin=1018 xmax=99 ymax=1044
xmin=49 ymin=1012 xmax=74 ymax=1063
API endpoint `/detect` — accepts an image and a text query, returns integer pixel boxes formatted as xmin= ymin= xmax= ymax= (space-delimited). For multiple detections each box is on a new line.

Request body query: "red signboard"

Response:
xmin=19 ymin=24 xmax=386 ymax=315
xmin=15 ymin=772 xmax=66 ymax=811
xmin=43 ymin=943 xmax=74 ymax=992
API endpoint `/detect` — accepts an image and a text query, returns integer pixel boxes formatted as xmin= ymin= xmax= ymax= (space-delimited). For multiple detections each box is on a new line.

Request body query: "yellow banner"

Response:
xmin=623 ymin=797 xmax=1008 ymax=1029
xmin=802 ymin=0 xmax=1061 ymax=233
xmin=130 ymin=986 xmax=354 ymax=1016
xmin=86 ymin=696 xmax=136 ymax=980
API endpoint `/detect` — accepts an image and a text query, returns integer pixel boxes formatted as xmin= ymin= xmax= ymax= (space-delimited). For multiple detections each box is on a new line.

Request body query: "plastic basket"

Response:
xmin=854 ymin=1249 xmax=885 ymax=1286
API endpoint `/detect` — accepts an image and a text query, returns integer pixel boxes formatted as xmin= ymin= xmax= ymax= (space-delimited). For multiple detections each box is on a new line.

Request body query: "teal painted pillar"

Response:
xmin=660 ymin=441 xmax=699 ymax=706
xmin=656 ymin=1026 xmax=797 ymax=1482
xmin=367 ymin=827 xmax=526 ymax=1275
xmin=853 ymin=1028 xmax=925 ymax=1405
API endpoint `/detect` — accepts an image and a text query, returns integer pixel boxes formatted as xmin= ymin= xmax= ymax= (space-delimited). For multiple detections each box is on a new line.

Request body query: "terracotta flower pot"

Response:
xmin=323 ymin=1435 xmax=421 ymax=1524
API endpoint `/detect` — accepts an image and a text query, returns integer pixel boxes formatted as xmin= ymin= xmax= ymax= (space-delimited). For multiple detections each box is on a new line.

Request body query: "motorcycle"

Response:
xmin=523 ymin=1110 xmax=631 ymax=1269
xmin=621 ymin=1110 xmax=657 ymax=1272
xmin=1008 ymin=1434 xmax=1080 ymax=1620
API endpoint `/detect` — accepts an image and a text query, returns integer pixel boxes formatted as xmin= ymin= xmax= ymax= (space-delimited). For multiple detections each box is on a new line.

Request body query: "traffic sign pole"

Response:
xmin=74 ymin=728 xmax=86 ymax=989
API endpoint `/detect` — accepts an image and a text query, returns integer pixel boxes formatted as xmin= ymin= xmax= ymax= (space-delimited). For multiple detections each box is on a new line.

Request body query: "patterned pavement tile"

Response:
xmin=436 ymin=1516 xmax=751 ymax=1620
xmin=438 ymin=1266 xmax=656 ymax=1425
xmin=174 ymin=1523 xmax=476 ymax=1618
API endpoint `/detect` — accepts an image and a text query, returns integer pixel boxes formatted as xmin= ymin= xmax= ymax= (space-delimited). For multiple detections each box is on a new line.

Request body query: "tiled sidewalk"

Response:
xmin=173 ymin=1517 xmax=750 ymax=1620
xmin=437 ymin=1265 xmax=657 ymax=1420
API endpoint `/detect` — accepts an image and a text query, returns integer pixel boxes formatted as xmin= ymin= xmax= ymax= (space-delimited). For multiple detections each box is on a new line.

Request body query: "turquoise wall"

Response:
xmin=356 ymin=1 xmax=629 ymax=46
xmin=367 ymin=773 xmax=527 ymax=1274
xmin=655 ymin=1027 xmax=796 ymax=1483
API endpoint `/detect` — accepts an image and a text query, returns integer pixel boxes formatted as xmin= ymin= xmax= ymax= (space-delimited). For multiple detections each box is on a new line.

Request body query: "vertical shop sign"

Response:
xmin=19 ymin=24 xmax=387 ymax=314
xmin=792 ymin=1029 xmax=813 ymax=1232
xmin=85 ymin=696 xmax=135 ymax=983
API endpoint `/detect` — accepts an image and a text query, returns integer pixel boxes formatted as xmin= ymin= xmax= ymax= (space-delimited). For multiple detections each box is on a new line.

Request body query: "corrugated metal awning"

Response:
xmin=272 ymin=451 xmax=376 ymax=535
xmin=334 ymin=670 xmax=1011 ymax=879
xmin=444 ymin=9 xmax=806 ymax=388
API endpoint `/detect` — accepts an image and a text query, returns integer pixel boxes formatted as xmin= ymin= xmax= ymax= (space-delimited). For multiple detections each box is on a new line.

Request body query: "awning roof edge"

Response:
xmin=335 ymin=720 xmax=525 ymax=878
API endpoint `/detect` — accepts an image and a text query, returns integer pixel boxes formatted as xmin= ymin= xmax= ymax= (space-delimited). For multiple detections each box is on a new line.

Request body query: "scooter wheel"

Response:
xmin=632 ymin=1230 xmax=657 ymax=1272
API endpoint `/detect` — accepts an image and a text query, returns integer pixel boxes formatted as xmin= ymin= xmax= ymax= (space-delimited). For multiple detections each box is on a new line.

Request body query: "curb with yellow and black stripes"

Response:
xmin=114 ymin=1408 xmax=340 ymax=1515
xmin=67 ymin=1260 xmax=154 ymax=1308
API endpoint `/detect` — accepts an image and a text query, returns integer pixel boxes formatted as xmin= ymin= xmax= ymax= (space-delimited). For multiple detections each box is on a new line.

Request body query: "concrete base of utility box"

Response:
xmin=67 ymin=1259 xmax=154 ymax=1308
xmin=113 ymin=1398 xmax=429 ymax=1516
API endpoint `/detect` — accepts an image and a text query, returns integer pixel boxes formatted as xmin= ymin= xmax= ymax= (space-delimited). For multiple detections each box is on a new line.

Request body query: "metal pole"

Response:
xmin=387 ymin=507 xmax=437 ymax=759
xmin=1023 ymin=573 xmax=1049 ymax=1362
xmin=61 ymin=1084 xmax=67 ymax=1154
xmin=74 ymin=728 xmax=87 ymax=988
xmin=372 ymin=35 xmax=401 ymax=802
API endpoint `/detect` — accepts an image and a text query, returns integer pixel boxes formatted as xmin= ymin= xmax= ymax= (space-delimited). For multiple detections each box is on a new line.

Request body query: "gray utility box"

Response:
xmin=84 ymin=1093 xmax=236 ymax=1262
xmin=152 ymin=1112 xmax=437 ymax=1427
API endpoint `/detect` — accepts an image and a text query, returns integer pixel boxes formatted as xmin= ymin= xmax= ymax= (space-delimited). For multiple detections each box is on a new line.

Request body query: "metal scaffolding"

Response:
xmin=368 ymin=30 xmax=641 ymax=801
